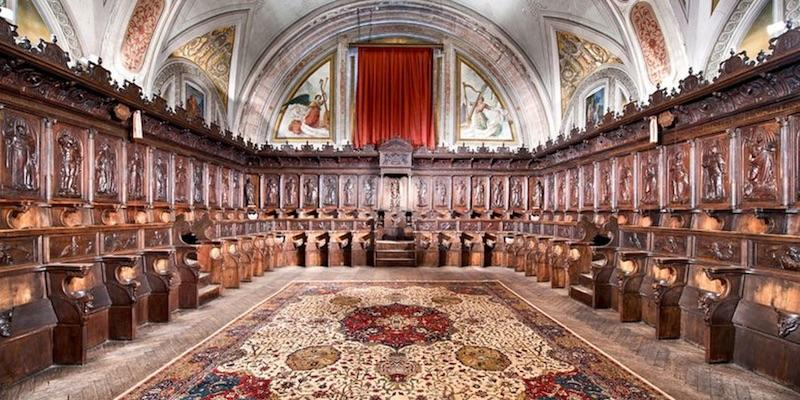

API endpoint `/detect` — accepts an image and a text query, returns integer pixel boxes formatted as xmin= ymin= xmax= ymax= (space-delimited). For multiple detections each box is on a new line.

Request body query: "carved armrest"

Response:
xmin=651 ymin=257 xmax=692 ymax=304
xmin=616 ymin=251 xmax=651 ymax=290
xmin=46 ymin=263 xmax=99 ymax=318
xmin=141 ymin=249 xmax=177 ymax=289
xmin=97 ymin=255 xmax=142 ymax=304
xmin=696 ymin=266 xmax=748 ymax=324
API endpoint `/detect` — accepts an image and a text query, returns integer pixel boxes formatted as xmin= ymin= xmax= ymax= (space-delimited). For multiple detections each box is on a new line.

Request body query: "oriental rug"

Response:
xmin=119 ymin=281 xmax=671 ymax=400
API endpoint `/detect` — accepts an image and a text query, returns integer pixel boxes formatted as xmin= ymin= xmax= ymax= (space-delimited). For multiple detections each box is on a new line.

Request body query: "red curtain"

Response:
xmin=355 ymin=47 xmax=435 ymax=148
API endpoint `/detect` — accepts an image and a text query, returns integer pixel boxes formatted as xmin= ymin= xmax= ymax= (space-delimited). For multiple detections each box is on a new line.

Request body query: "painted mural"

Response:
xmin=170 ymin=26 xmax=235 ymax=107
xmin=630 ymin=2 xmax=671 ymax=85
xmin=557 ymin=31 xmax=622 ymax=113
xmin=121 ymin=0 xmax=165 ymax=72
xmin=457 ymin=58 xmax=513 ymax=142
xmin=585 ymin=87 xmax=606 ymax=127
xmin=275 ymin=58 xmax=333 ymax=141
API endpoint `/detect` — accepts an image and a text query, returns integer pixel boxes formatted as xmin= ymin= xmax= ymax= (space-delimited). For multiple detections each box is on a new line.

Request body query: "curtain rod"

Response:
xmin=348 ymin=43 xmax=443 ymax=49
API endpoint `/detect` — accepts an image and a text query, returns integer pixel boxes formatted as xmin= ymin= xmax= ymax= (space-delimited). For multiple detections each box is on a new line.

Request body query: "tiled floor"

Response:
xmin=1 ymin=267 xmax=797 ymax=400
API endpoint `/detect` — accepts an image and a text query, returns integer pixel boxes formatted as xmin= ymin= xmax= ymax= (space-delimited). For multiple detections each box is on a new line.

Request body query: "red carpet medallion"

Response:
xmin=119 ymin=281 xmax=671 ymax=399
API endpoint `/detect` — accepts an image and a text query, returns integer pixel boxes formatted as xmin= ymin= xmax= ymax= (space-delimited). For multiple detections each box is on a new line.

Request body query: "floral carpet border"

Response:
xmin=116 ymin=280 xmax=672 ymax=400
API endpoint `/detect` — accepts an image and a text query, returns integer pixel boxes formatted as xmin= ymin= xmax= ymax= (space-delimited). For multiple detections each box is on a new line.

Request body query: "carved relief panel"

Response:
xmin=244 ymin=174 xmax=259 ymax=207
xmin=220 ymin=168 xmax=231 ymax=208
xmin=207 ymin=164 xmax=219 ymax=206
xmin=580 ymin=163 xmax=595 ymax=210
xmin=340 ymin=175 xmax=357 ymax=208
xmin=0 ymin=112 xmax=42 ymax=199
xmin=433 ymin=177 xmax=451 ymax=209
xmin=490 ymin=176 xmax=507 ymax=209
xmin=566 ymin=169 xmax=578 ymax=210
xmin=0 ymin=237 xmax=37 ymax=268
xmin=283 ymin=174 xmax=300 ymax=208
xmin=413 ymin=176 xmax=431 ymax=209
xmin=472 ymin=176 xmax=488 ymax=209
xmin=740 ymin=121 xmax=781 ymax=206
xmin=126 ymin=143 xmax=147 ymax=202
xmin=546 ymin=174 xmax=555 ymax=211
xmin=598 ymin=160 xmax=612 ymax=209
xmin=231 ymin=170 xmax=241 ymax=208
xmin=93 ymin=134 xmax=121 ymax=202
xmin=698 ymin=133 xmax=730 ymax=208
xmin=382 ymin=176 xmax=406 ymax=210
xmin=554 ymin=171 xmax=566 ymax=210
xmin=529 ymin=176 xmax=543 ymax=210
xmin=192 ymin=160 xmax=205 ymax=206
xmin=152 ymin=149 xmax=170 ymax=203
xmin=263 ymin=175 xmax=280 ymax=208
xmin=174 ymin=155 xmax=189 ymax=204
xmin=666 ymin=142 xmax=691 ymax=208
xmin=638 ymin=149 xmax=660 ymax=208
xmin=302 ymin=174 xmax=319 ymax=208
xmin=321 ymin=175 xmax=339 ymax=207
xmin=616 ymin=155 xmax=634 ymax=208
xmin=453 ymin=176 xmax=470 ymax=209
xmin=509 ymin=176 xmax=527 ymax=210
xmin=360 ymin=175 xmax=377 ymax=208
xmin=52 ymin=123 xmax=86 ymax=200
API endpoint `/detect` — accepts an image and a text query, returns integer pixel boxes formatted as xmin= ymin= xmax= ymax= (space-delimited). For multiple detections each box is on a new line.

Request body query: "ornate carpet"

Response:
xmin=120 ymin=281 xmax=670 ymax=399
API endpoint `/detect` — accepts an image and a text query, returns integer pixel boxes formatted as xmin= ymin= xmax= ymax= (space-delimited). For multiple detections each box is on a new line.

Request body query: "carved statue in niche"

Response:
xmin=619 ymin=165 xmax=632 ymax=203
xmin=303 ymin=177 xmax=318 ymax=206
xmin=208 ymin=168 xmax=217 ymax=203
xmin=364 ymin=177 xmax=376 ymax=206
xmin=57 ymin=133 xmax=81 ymax=196
xmin=221 ymin=172 xmax=230 ymax=205
xmin=285 ymin=176 xmax=298 ymax=205
xmin=244 ymin=176 xmax=255 ymax=206
xmin=232 ymin=173 xmax=240 ymax=206
xmin=154 ymin=155 xmax=167 ymax=200
xmin=511 ymin=178 xmax=522 ymax=207
xmin=388 ymin=178 xmax=400 ymax=209
xmin=743 ymin=128 xmax=778 ymax=200
xmin=323 ymin=176 xmax=337 ymax=205
xmin=4 ymin=118 xmax=38 ymax=191
xmin=492 ymin=179 xmax=504 ymax=208
xmin=475 ymin=179 xmax=486 ymax=207
xmin=416 ymin=179 xmax=428 ymax=207
xmin=702 ymin=141 xmax=726 ymax=201
xmin=642 ymin=154 xmax=658 ymax=204
xmin=175 ymin=158 xmax=187 ymax=200
xmin=600 ymin=166 xmax=611 ymax=204
xmin=128 ymin=149 xmax=144 ymax=199
xmin=266 ymin=177 xmax=279 ymax=205
xmin=532 ymin=179 xmax=543 ymax=208
xmin=583 ymin=169 xmax=594 ymax=206
xmin=96 ymin=143 xmax=116 ymax=196
xmin=454 ymin=178 xmax=467 ymax=207
xmin=193 ymin=163 xmax=203 ymax=203
xmin=569 ymin=173 xmax=578 ymax=206
xmin=670 ymin=150 xmax=689 ymax=203
xmin=343 ymin=177 xmax=354 ymax=205
xmin=435 ymin=179 xmax=447 ymax=207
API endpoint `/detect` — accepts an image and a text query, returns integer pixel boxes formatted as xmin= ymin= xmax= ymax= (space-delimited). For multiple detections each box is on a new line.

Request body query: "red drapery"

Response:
xmin=355 ymin=47 xmax=435 ymax=148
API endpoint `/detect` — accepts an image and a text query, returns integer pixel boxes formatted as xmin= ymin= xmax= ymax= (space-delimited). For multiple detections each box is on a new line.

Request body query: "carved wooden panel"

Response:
xmin=231 ymin=170 xmax=241 ymax=209
xmin=453 ymin=176 xmax=470 ymax=209
xmin=490 ymin=176 xmax=507 ymax=210
xmin=529 ymin=176 xmax=543 ymax=210
xmin=263 ymin=175 xmax=280 ymax=208
xmin=694 ymin=235 xmax=742 ymax=265
xmin=93 ymin=134 xmax=121 ymax=202
xmin=566 ymin=169 xmax=578 ymax=210
xmin=598 ymin=160 xmax=612 ymax=208
xmin=48 ymin=234 xmax=96 ymax=262
xmin=207 ymin=164 xmax=219 ymax=206
xmin=653 ymin=233 xmax=688 ymax=256
xmin=101 ymin=230 xmax=138 ymax=253
xmin=0 ymin=111 xmax=42 ymax=200
xmin=753 ymin=240 xmax=800 ymax=272
xmin=433 ymin=176 xmax=451 ymax=209
xmin=152 ymin=149 xmax=170 ymax=203
xmin=638 ymin=149 xmax=660 ymax=208
xmin=244 ymin=174 xmax=259 ymax=207
xmin=554 ymin=171 xmax=566 ymax=210
xmin=412 ymin=176 xmax=431 ymax=209
xmin=740 ymin=121 xmax=782 ymax=206
xmin=620 ymin=229 xmax=647 ymax=250
xmin=300 ymin=175 xmax=319 ymax=208
xmin=616 ymin=155 xmax=634 ymax=208
xmin=509 ymin=176 xmax=527 ymax=210
xmin=126 ymin=143 xmax=147 ymax=202
xmin=472 ymin=176 xmax=488 ymax=209
xmin=580 ymin=163 xmax=594 ymax=210
xmin=283 ymin=174 xmax=299 ymax=208
xmin=696 ymin=132 xmax=731 ymax=208
xmin=382 ymin=176 xmax=405 ymax=209
xmin=321 ymin=175 xmax=339 ymax=207
xmin=666 ymin=142 xmax=691 ymax=208
xmin=52 ymin=123 xmax=86 ymax=200
xmin=359 ymin=175 xmax=377 ymax=208
xmin=174 ymin=155 xmax=189 ymax=204
xmin=545 ymin=174 xmax=555 ymax=211
xmin=0 ymin=236 xmax=37 ymax=268
xmin=191 ymin=159 xmax=205 ymax=206
xmin=144 ymin=228 xmax=170 ymax=248
xmin=220 ymin=167 xmax=231 ymax=208
xmin=339 ymin=175 xmax=357 ymax=208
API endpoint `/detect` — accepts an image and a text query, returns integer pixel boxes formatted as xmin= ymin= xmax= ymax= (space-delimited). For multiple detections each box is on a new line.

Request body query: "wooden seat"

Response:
xmin=97 ymin=255 xmax=149 ymax=339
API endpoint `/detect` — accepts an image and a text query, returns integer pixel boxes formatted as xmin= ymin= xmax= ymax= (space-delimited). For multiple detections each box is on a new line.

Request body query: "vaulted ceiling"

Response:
xmin=6 ymin=0 xmax=792 ymax=144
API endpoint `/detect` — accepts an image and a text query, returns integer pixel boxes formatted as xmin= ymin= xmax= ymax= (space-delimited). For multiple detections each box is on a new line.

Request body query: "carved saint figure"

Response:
xmin=343 ymin=178 xmax=354 ymax=205
xmin=435 ymin=180 xmax=447 ymax=207
xmin=96 ymin=143 xmax=116 ymax=196
xmin=245 ymin=176 xmax=256 ymax=206
xmin=266 ymin=177 xmax=279 ymax=205
xmin=619 ymin=166 xmax=632 ymax=202
xmin=193 ymin=164 xmax=203 ymax=203
xmin=702 ymin=144 xmax=726 ymax=201
xmin=154 ymin=155 xmax=167 ymax=200
xmin=670 ymin=151 xmax=689 ymax=203
xmin=475 ymin=179 xmax=486 ymax=207
xmin=583 ymin=170 xmax=594 ymax=206
xmin=285 ymin=176 xmax=297 ymax=205
xmin=303 ymin=177 xmax=318 ymax=206
xmin=416 ymin=179 xmax=428 ymax=207
xmin=510 ymin=179 xmax=522 ymax=207
xmin=743 ymin=131 xmax=777 ymax=199
xmin=175 ymin=158 xmax=187 ymax=201
xmin=642 ymin=156 xmax=658 ymax=203
xmin=4 ymin=119 xmax=37 ymax=191
xmin=389 ymin=178 xmax=400 ymax=209
xmin=492 ymin=179 xmax=504 ymax=208
xmin=364 ymin=177 xmax=376 ymax=205
xmin=600 ymin=167 xmax=611 ymax=204
xmin=323 ymin=176 xmax=337 ymax=205
xmin=221 ymin=173 xmax=230 ymax=205
xmin=455 ymin=179 xmax=467 ymax=207
xmin=57 ymin=133 xmax=81 ymax=196
xmin=128 ymin=150 xmax=144 ymax=199
xmin=532 ymin=180 xmax=543 ymax=208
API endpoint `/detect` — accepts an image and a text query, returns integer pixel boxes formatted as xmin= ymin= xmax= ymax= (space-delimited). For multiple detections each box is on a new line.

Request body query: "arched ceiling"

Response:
xmin=9 ymin=0 xmax=794 ymax=145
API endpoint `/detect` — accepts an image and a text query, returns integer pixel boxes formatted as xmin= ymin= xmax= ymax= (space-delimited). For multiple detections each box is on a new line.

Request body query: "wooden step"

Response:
xmin=578 ymin=272 xmax=594 ymax=286
xmin=569 ymin=284 xmax=594 ymax=308
xmin=198 ymin=272 xmax=212 ymax=287
xmin=375 ymin=240 xmax=415 ymax=250
xmin=375 ymin=258 xmax=416 ymax=267
xmin=198 ymin=284 xmax=222 ymax=305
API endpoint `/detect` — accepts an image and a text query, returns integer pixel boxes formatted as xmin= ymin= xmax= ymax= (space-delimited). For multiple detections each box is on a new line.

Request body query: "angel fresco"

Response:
xmin=275 ymin=59 xmax=333 ymax=140
xmin=457 ymin=59 xmax=513 ymax=142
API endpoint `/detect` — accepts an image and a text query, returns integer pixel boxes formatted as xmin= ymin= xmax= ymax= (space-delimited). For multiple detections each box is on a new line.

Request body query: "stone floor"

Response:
xmin=1 ymin=266 xmax=797 ymax=400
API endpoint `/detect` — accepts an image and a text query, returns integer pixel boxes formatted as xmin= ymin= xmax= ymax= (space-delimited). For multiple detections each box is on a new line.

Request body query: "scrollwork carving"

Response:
xmin=697 ymin=292 xmax=719 ymax=323
xmin=0 ymin=309 xmax=11 ymax=337
xmin=772 ymin=300 xmax=800 ymax=338
xmin=769 ymin=246 xmax=800 ymax=271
